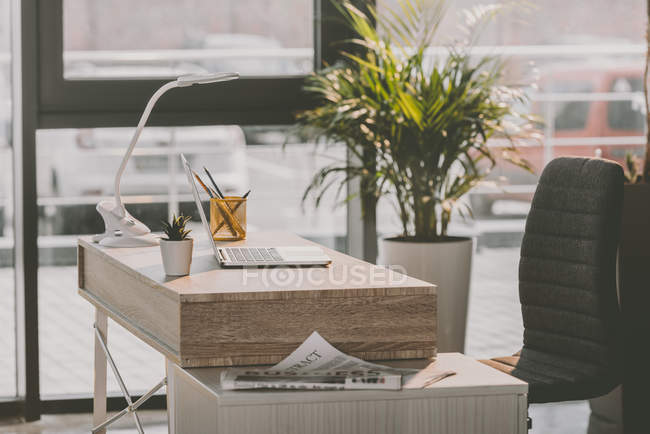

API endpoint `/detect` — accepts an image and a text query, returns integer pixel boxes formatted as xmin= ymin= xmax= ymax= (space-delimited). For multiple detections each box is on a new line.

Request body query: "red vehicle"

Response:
xmin=471 ymin=63 xmax=644 ymax=217
xmin=530 ymin=63 xmax=643 ymax=168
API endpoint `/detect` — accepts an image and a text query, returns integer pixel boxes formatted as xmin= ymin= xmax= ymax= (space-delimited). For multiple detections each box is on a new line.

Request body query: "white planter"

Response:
xmin=380 ymin=237 xmax=473 ymax=353
xmin=160 ymin=238 xmax=194 ymax=276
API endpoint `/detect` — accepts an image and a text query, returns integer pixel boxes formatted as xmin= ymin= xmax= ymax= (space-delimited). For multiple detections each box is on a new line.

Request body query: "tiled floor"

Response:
xmin=0 ymin=411 xmax=168 ymax=433
xmin=466 ymin=247 xmax=524 ymax=359
xmin=0 ymin=247 xmax=590 ymax=433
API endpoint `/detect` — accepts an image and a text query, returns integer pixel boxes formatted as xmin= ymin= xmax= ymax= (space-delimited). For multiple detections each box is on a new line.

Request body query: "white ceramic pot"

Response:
xmin=380 ymin=236 xmax=473 ymax=353
xmin=160 ymin=238 xmax=194 ymax=276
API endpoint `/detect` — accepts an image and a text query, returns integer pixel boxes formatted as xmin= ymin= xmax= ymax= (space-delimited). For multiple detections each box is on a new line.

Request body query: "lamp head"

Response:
xmin=176 ymin=72 xmax=239 ymax=87
xmin=94 ymin=71 xmax=239 ymax=247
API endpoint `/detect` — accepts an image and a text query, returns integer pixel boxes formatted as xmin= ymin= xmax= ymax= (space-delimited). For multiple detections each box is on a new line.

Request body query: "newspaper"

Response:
xmin=221 ymin=331 xmax=454 ymax=391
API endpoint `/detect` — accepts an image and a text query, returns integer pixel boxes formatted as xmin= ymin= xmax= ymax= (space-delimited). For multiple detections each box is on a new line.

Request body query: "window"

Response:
xmin=11 ymin=0 xmax=352 ymax=419
xmin=13 ymin=0 xmax=645 ymax=426
xmin=608 ymin=76 xmax=645 ymax=132
xmin=375 ymin=1 xmax=645 ymax=432
xmin=36 ymin=125 xmax=346 ymax=396
xmin=36 ymin=1 xmax=322 ymax=130
xmin=549 ymin=81 xmax=594 ymax=131
xmin=63 ymin=0 xmax=314 ymax=79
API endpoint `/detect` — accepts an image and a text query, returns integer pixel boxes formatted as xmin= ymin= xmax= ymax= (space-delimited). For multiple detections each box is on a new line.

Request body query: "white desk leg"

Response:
xmin=94 ymin=309 xmax=108 ymax=434
xmin=166 ymin=359 xmax=175 ymax=434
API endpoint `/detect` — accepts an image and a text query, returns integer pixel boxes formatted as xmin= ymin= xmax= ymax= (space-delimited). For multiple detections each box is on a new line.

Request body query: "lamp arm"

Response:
xmin=113 ymin=80 xmax=179 ymax=215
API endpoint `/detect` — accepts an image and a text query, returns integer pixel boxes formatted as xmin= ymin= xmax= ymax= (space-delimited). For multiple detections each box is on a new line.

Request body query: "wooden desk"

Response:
xmin=167 ymin=353 xmax=528 ymax=434
xmin=78 ymin=231 xmax=437 ymax=367
xmin=77 ymin=231 xmax=527 ymax=433
xmin=77 ymin=231 xmax=437 ymax=433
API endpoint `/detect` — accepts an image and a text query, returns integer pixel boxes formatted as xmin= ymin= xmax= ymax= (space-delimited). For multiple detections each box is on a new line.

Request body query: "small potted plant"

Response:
xmin=160 ymin=214 xmax=193 ymax=276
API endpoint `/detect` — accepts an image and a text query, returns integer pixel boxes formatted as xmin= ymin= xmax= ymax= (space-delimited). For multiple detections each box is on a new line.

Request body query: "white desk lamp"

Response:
xmin=92 ymin=72 xmax=240 ymax=247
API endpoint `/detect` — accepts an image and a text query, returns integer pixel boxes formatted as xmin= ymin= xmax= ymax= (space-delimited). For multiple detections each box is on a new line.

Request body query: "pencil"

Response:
xmin=213 ymin=190 xmax=249 ymax=233
xmin=193 ymin=171 xmax=214 ymax=198
xmin=203 ymin=167 xmax=225 ymax=199
xmin=196 ymin=170 xmax=245 ymax=236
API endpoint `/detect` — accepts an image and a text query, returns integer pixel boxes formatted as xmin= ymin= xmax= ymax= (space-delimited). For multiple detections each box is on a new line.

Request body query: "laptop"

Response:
xmin=181 ymin=154 xmax=332 ymax=267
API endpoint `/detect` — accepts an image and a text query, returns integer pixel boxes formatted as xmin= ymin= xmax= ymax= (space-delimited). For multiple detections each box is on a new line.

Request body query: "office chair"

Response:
xmin=480 ymin=157 xmax=624 ymax=404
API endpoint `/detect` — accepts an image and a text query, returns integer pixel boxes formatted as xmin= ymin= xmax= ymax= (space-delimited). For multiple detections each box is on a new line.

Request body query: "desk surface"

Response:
xmin=174 ymin=353 xmax=527 ymax=405
xmin=78 ymin=231 xmax=438 ymax=366
xmin=79 ymin=231 xmax=435 ymax=304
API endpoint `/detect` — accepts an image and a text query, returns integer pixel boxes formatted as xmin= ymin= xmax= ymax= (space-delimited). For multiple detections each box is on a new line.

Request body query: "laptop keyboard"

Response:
xmin=225 ymin=247 xmax=283 ymax=263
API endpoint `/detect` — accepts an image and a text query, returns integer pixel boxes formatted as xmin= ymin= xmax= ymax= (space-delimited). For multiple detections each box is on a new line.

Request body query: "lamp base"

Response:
xmin=98 ymin=233 xmax=160 ymax=248
xmin=93 ymin=199 xmax=157 ymax=248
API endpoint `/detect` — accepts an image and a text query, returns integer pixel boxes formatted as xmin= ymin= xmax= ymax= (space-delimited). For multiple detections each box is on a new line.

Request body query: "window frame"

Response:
xmin=37 ymin=0 xmax=316 ymax=128
xmin=12 ymin=0 xmax=375 ymax=421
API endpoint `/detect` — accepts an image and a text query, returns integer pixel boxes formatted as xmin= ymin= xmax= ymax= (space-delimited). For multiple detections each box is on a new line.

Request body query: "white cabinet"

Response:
xmin=166 ymin=353 xmax=528 ymax=434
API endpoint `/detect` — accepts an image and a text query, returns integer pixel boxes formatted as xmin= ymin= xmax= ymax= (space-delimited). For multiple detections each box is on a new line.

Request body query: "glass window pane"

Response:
xmin=0 ymin=0 xmax=16 ymax=399
xmin=63 ymin=0 xmax=313 ymax=79
xmin=373 ymin=1 xmax=644 ymax=432
xmin=37 ymin=125 xmax=345 ymax=396
xmin=547 ymin=81 xmax=594 ymax=131
xmin=607 ymin=76 xmax=645 ymax=132
xmin=381 ymin=0 xmax=644 ymax=46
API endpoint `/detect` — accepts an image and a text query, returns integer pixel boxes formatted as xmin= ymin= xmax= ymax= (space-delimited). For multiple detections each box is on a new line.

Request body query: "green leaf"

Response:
xmin=161 ymin=213 xmax=192 ymax=241
xmin=294 ymin=0 xmax=538 ymax=239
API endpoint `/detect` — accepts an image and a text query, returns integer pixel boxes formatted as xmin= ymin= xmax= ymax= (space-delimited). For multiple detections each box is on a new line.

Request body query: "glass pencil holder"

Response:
xmin=209 ymin=196 xmax=247 ymax=241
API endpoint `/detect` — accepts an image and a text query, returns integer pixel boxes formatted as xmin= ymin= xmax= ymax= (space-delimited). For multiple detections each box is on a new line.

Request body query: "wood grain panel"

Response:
xmin=78 ymin=289 xmax=181 ymax=364
xmin=179 ymin=294 xmax=436 ymax=366
xmin=81 ymin=247 xmax=181 ymax=353
xmin=178 ymin=349 xmax=436 ymax=368
xmin=78 ymin=245 xmax=85 ymax=289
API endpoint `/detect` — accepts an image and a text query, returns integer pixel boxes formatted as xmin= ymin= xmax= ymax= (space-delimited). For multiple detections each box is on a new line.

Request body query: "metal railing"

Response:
xmin=63 ymin=47 xmax=314 ymax=64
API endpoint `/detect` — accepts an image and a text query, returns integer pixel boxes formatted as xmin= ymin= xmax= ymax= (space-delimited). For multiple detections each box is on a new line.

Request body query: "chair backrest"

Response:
xmin=517 ymin=157 xmax=624 ymax=402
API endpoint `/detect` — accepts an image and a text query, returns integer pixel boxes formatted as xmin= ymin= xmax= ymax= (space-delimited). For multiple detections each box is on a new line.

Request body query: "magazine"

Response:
xmin=221 ymin=331 xmax=455 ymax=391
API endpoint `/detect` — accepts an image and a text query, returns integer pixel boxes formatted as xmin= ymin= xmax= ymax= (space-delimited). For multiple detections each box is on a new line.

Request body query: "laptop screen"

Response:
xmin=180 ymin=154 xmax=220 ymax=259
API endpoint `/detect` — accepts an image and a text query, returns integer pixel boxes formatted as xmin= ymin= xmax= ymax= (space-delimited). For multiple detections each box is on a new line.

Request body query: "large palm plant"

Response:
xmin=296 ymin=0 xmax=539 ymax=240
